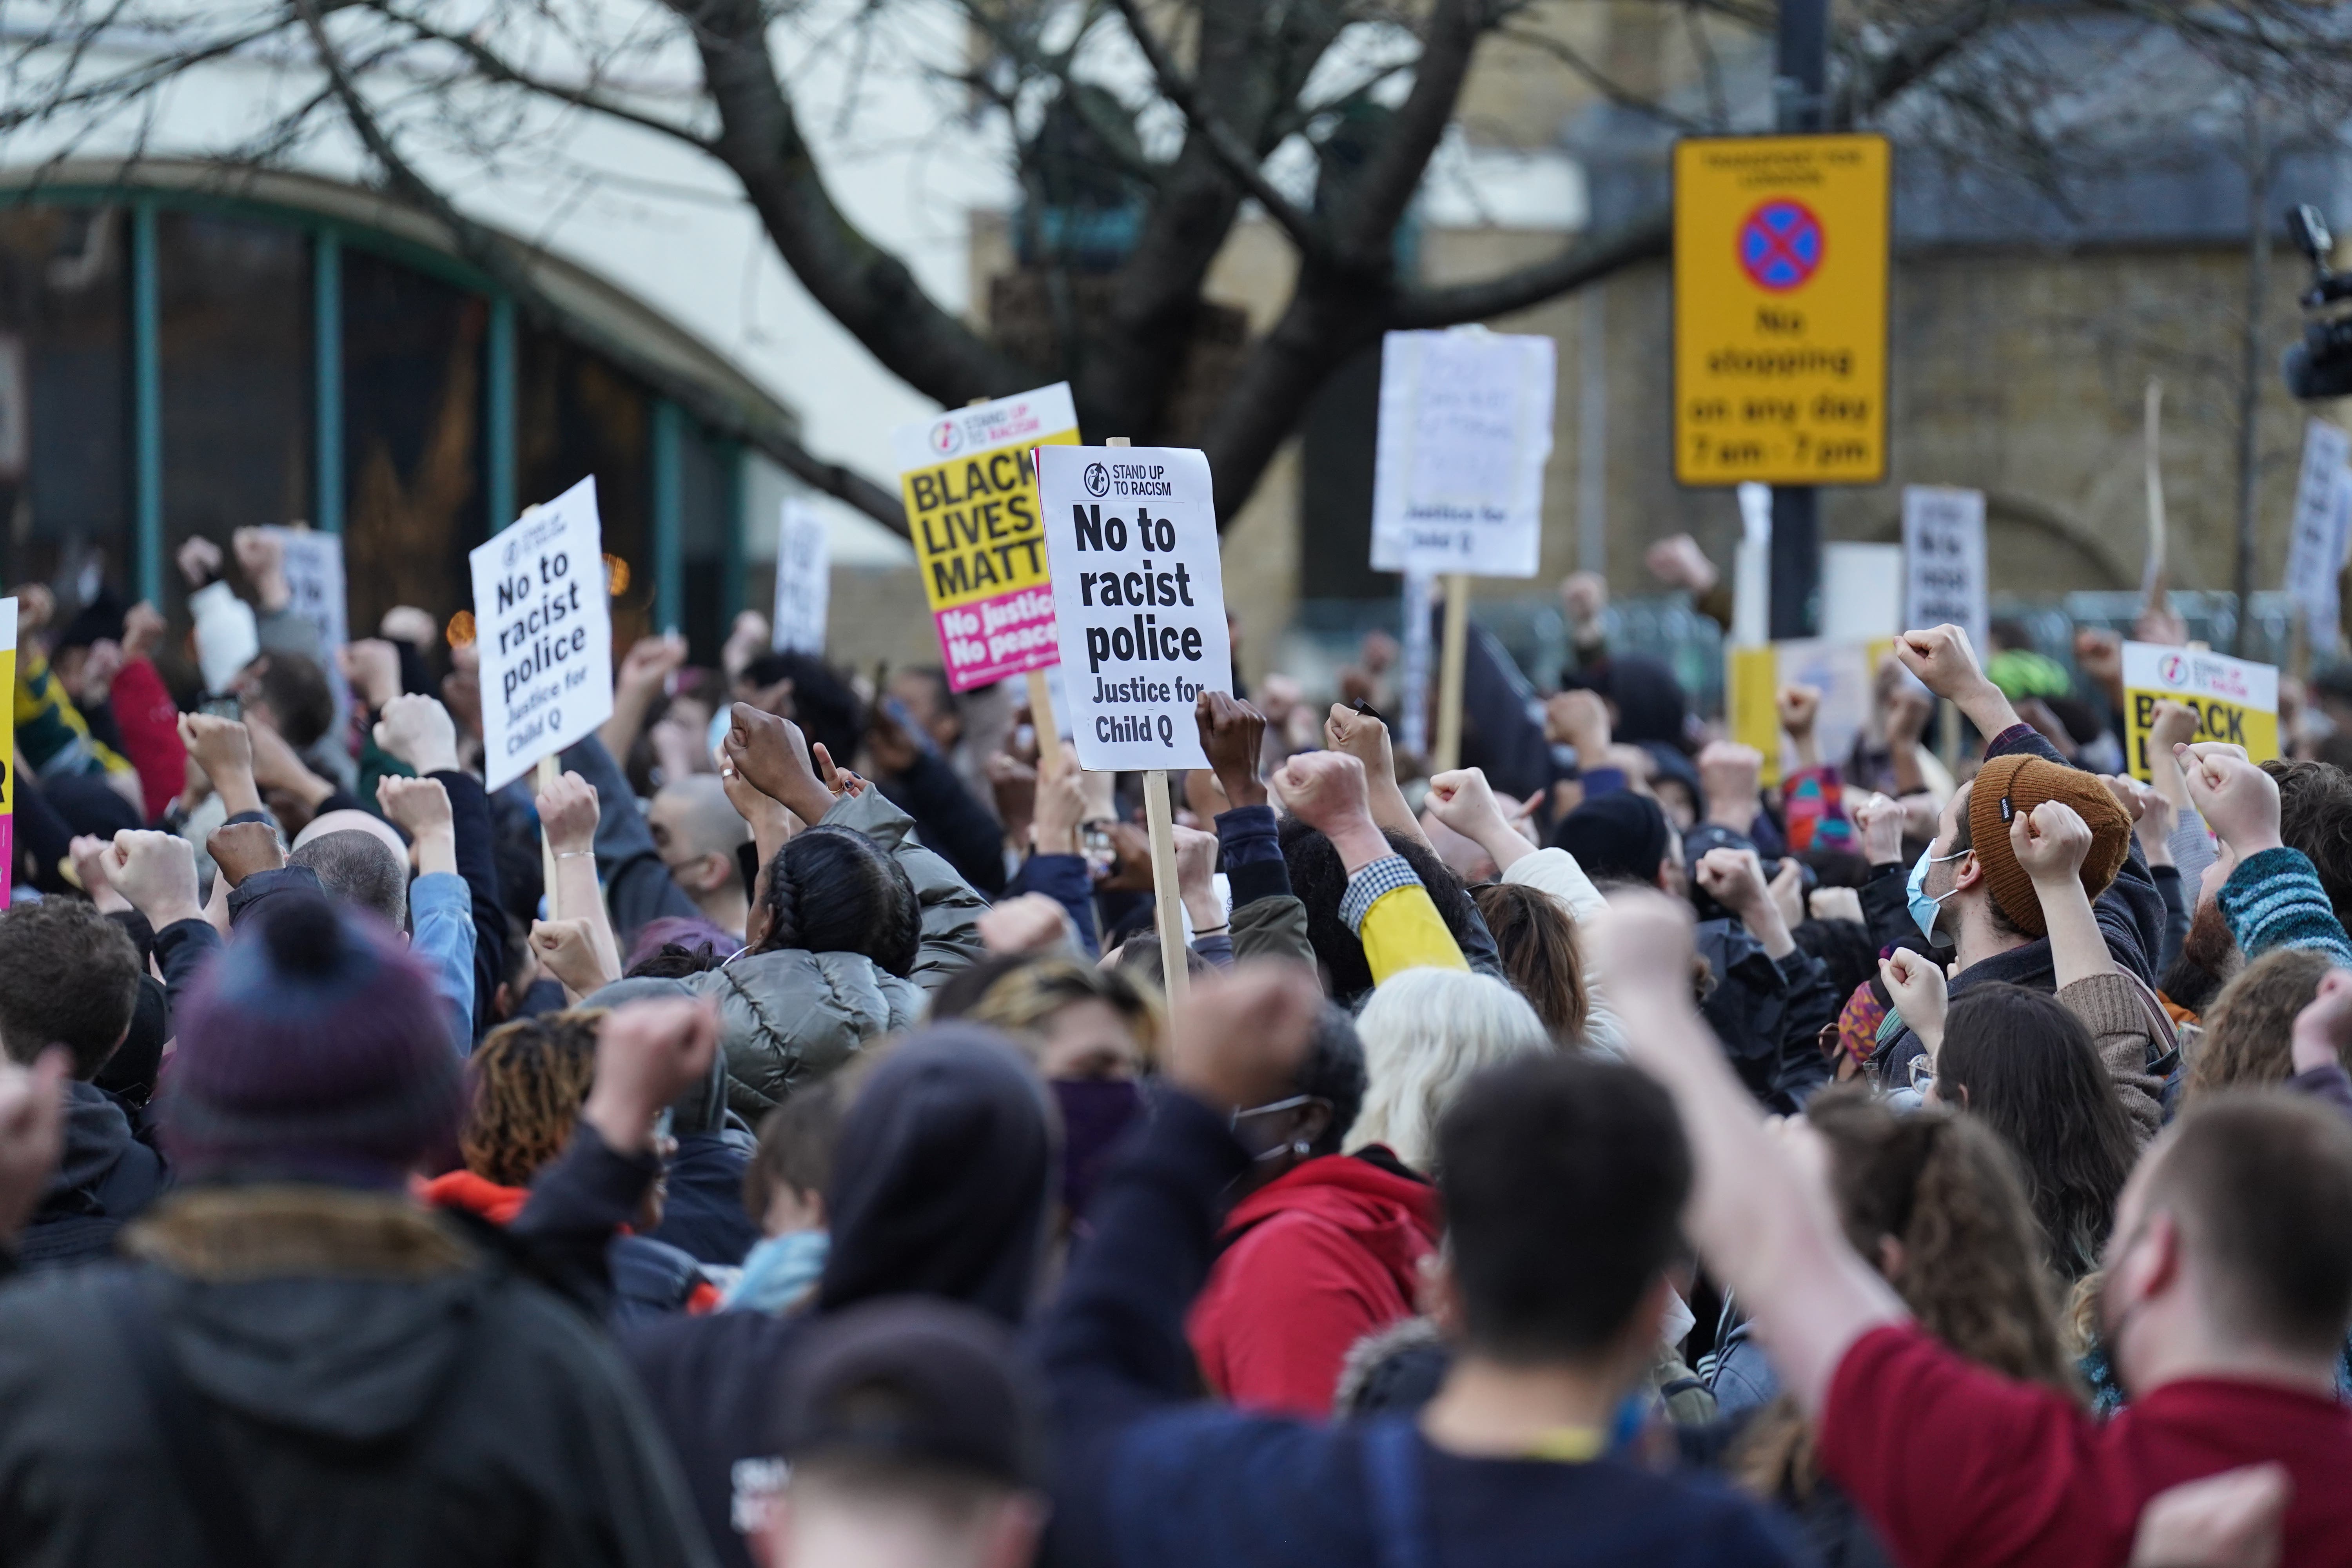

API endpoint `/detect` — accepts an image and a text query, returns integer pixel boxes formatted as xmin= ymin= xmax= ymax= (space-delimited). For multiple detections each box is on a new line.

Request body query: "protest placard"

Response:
xmin=1902 ymin=486 xmax=1987 ymax=653
xmin=1727 ymin=637 xmax=1894 ymax=788
xmin=771 ymin=498 xmax=830 ymax=655
xmin=469 ymin=476 xmax=613 ymax=792
xmin=1037 ymin=445 xmax=1232 ymax=772
xmin=264 ymin=526 xmax=348 ymax=653
xmin=892 ymin=384 xmax=1080 ymax=692
xmin=2122 ymin=641 xmax=2280 ymax=782
xmin=1370 ymin=330 xmax=1555 ymax=578
xmin=2284 ymin=419 xmax=2352 ymax=654
xmin=0 ymin=597 xmax=14 ymax=905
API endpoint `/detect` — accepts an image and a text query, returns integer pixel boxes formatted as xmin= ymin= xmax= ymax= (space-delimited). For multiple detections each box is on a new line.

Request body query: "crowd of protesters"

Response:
xmin=0 ymin=522 xmax=2349 ymax=1566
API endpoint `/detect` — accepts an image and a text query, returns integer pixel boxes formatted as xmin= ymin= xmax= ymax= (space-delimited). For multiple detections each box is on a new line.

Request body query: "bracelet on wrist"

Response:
xmin=1193 ymin=923 xmax=1229 ymax=936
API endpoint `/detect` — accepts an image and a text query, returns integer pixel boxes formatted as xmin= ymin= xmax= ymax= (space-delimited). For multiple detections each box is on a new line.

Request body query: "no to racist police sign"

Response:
xmin=2122 ymin=640 xmax=2280 ymax=782
xmin=469 ymin=476 xmax=613 ymax=791
xmin=891 ymin=384 xmax=1081 ymax=692
xmin=1673 ymin=134 xmax=1890 ymax=486
xmin=1038 ymin=446 xmax=1233 ymax=771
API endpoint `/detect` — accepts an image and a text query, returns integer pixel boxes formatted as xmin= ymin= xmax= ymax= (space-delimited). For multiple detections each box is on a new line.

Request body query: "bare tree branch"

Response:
xmin=1102 ymin=0 xmax=1332 ymax=259
xmin=665 ymin=0 xmax=1039 ymax=410
xmin=1494 ymin=24 xmax=1710 ymax=133
xmin=296 ymin=0 xmax=910 ymax=532
xmin=367 ymin=3 xmax=722 ymax=154
xmin=1389 ymin=209 xmax=1671 ymax=326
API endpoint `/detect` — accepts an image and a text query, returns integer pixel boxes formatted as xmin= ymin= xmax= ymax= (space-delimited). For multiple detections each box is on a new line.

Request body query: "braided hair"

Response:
xmin=461 ymin=1009 xmax=605 ymax=1188
xmin=754 ymin=825 xmax=922 ymax=978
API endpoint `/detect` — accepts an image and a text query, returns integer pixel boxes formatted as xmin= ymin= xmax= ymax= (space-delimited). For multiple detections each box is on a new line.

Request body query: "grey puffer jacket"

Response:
xmin=688 ymin=787 xmax=987 ymax=1118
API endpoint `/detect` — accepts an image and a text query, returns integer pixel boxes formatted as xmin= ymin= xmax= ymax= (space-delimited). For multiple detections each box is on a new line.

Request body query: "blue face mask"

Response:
xmin=1906 ymin=845 xmax=1965 ymax=941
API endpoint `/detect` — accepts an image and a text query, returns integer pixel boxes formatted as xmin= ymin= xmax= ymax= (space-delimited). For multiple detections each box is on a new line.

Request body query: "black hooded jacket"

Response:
xmin=0 ymin=1187 xmax=711 ymax=1568
xmin=616 ymin=1025 xmax=1053 ymax=1568
xmin=13 ymin=1080 xmax=170 ymax=1270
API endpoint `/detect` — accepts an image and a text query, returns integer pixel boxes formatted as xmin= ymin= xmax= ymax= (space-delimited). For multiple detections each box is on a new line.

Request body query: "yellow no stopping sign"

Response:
xmin=1673 ymin=134 xmax=1890 ymax=487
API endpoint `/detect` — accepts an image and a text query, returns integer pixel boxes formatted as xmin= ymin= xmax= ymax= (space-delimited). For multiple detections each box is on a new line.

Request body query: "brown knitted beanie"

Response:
xmin=1966 ymin=754 xmax=2133 ymax=939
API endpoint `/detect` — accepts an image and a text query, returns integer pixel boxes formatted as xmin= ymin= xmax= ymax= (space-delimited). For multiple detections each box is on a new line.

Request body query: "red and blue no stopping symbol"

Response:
xmin=1739 ymin=199 xmax=1824 ymax=291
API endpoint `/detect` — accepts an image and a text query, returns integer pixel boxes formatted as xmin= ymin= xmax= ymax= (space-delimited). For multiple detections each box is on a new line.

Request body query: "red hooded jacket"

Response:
xmin=1185 ymin=1151 xmax=1441 ymax=1418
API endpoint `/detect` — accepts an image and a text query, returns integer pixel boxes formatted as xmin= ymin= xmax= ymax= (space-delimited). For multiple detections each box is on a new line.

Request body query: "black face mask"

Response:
xmin=1050 ymin=1077 xmax=1145 ymax=1222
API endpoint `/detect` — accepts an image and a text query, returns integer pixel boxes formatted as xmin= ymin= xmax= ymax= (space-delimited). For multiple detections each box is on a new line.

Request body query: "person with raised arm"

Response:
xmin=1041 ymin=962 xmax=1804 ymax=1568
xmin=1597 ymin=888 xmax=2352 ymax=1568
xmin=1872 ymin=624 xmax=2167 ymax=1087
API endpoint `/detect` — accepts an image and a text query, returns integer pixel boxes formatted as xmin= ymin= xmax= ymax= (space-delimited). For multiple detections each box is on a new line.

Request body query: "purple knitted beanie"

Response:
xmin=163 ymin=894 xmax=463 ymax=1186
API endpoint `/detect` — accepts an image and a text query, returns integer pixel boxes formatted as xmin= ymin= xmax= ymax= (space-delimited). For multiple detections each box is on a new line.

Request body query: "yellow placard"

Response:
xmin=2120 ymin=641 xmax=2281 ymax=782
xmin=1673 ymin=134 xmax=1891 ymax=487
xmin=0 ymin=596 xmax=15 ymax=905
xmin=889 ymin=386 xmax=1082 ymax=691
xmin=1725 ymin=637 xmax=1895 ymax=788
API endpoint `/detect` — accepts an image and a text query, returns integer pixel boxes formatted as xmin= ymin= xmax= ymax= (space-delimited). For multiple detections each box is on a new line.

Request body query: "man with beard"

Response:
xmin=1866 ymin=626 xmax=2167 ymax=1090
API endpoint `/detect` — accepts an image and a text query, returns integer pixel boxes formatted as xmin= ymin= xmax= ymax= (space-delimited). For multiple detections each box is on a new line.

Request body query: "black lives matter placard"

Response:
xmin=1038 ymin=446 xmax=1232 ymax=771
xmin=469 ymin=475 xmax=614 ymax=790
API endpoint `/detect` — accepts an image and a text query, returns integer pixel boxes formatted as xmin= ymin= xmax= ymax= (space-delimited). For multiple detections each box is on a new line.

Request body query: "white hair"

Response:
xmin=1345 ymin=968 xmax=1552 ymax=1173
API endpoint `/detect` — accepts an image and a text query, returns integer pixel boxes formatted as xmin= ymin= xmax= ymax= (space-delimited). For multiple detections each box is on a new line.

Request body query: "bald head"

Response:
xmin=296 ymin=807 xmax=410 ymax=867
xmin=289 ymin=829 xmax=408 ymax=931
xmin=651 ymin=775 xmax=753 ymax=920
xmin=653 ymin=775 xmax=753 ymax=860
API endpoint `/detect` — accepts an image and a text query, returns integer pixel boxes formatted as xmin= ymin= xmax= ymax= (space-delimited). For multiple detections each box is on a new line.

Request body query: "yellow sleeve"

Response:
xmin=1359 ymin=885 xmax=1470 ymax=985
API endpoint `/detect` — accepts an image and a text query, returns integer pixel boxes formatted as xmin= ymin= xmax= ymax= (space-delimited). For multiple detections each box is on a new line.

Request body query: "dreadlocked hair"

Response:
xmin=1730 ymin=1089 xmax=2075 ymax=1507
xmin=461 ymin=1009 xmax=607 ymax=1189
xmin=754 ymin=825 xmax=921 ymax=978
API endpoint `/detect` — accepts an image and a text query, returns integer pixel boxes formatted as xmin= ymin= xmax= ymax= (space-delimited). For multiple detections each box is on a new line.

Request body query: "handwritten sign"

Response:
xmin=468 ymin=476 xmax=613 ymax=791
xmin=892 ymin=385 xmax=1081 ymax=691
xmin=1902 ymin=486 xmax=1987 ymax=653
xmin=1038 ymin=445 xmax=1233 ymax=770
xmin=2284 ymin=420 xmax=2352 ymax=652
xmin=263 ymin=526 xmax=348 ymax=653
xmin=771 ymin=499 xmax=830 ymax=655
xmin=1370 ymin=330 xmax=1555 ymax=578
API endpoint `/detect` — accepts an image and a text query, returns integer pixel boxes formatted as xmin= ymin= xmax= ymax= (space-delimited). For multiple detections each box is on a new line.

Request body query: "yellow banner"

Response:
xmin=0 ymin=596 xmax=16 ymax=906
xmin=891 ymin=386 xmax=1082 ymax=691
xmin=1726 ymin=637 xmax=1894 ymax=788
xmin=2121 ymin=641 xmax=2280 ymax=781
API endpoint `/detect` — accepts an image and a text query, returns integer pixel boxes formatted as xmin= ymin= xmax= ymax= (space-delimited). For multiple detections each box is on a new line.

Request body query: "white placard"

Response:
xmin=2285 ymin=420 xmax=2352 ymax=651
xmin=469 ymin=476 xmax=614 ymax=791
xmin=771 ymin=498 xmax=830 ymax=655
xmin=264 ymin=526 xmax=348 ymax=653
xmin=1038 ymin=446 xmax=1233 ymax=771
xmin=1902 ymin=486 xmax=1987 ymax=652
xmin=1370 ymin=330 xmax=1555 ymax=578
xmin=1820 ymin=543 xmax=1905 ymax=641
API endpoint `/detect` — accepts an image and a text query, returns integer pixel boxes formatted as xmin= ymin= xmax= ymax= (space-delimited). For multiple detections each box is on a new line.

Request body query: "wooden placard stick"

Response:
xmin=537 ymin=753 xmax=561 ymax=920
xmin=1027 ymin=667 xmax=1063 ymax=775
xmin=1432 ymin=572 xmax=1471 ymax=773
xmin=1098 ymin=433 xmax=1190 ymax=1011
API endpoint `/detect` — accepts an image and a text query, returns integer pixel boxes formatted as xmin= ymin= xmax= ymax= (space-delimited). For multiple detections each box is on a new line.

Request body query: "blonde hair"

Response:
xmin=962 ymin=957 xmax=1162 ymax=1066
xmin=1346 ymin=969 xmax=1552 ymax=1172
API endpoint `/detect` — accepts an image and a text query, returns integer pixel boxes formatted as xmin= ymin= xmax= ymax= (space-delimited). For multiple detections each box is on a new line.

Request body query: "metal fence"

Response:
xmin=1281 ymin=590 xmax=2305 ymax=719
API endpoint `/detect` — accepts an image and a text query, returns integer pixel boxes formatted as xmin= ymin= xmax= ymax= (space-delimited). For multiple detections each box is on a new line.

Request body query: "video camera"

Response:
xmin=2282 ymin=204 xmax=2352 ymax=400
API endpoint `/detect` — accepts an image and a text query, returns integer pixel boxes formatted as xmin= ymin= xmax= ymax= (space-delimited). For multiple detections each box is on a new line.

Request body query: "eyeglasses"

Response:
xmin=1907 ymin=1055 xmax=1938 ymax=1095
